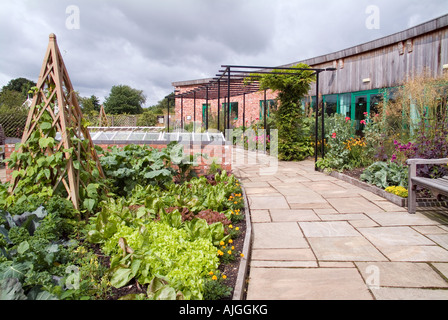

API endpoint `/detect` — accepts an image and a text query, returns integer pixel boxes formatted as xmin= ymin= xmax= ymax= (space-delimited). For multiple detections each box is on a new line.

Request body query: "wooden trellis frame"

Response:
xmin=10 ymin=34 xmax=105 ymax=210
xmin=98 ymin=104 xmax=109 ymax=126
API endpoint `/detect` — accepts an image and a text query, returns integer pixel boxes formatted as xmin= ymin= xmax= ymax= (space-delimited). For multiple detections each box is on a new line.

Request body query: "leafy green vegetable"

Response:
xmin=360 ymin=161 xmax=408 ymax=189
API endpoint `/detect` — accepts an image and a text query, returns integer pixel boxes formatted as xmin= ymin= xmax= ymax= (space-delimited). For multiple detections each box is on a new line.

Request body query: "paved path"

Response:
xmin=232 ymin=148 xmax=448 ymax=300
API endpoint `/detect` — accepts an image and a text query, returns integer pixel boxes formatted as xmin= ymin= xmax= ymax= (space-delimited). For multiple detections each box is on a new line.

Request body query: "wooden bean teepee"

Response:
xmin=10 ymin=34 xmax=105 ymax=210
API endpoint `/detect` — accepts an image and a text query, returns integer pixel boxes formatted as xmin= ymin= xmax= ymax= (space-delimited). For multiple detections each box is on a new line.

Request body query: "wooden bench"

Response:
xmin=407 ymin=158 xmax=448 ymax=214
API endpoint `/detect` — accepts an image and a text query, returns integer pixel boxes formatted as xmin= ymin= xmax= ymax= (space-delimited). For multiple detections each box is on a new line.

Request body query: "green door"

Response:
xmin=351 ymin=90 xmax=384 ymax=135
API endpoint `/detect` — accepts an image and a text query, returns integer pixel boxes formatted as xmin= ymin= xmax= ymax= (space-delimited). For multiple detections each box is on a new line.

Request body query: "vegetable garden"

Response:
xmin=0 ymin=34 xmax=246 ymax=301
xmin=0 ymin=143 xmax=246 ymax=300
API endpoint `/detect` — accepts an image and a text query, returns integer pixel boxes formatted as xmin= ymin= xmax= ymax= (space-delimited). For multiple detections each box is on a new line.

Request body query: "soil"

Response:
xmin=342 ymin=167 xmax=365 ymax=180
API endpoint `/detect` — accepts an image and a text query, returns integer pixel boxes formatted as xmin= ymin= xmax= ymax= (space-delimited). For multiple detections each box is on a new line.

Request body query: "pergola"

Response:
xmin=169 ymin=65 xmax=336 ymax=166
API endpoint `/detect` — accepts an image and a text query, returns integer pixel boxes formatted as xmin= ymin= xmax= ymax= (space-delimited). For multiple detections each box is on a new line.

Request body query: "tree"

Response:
xmin=79 ymin=95 xmax=101 ymax=113
xmin=0 ymin=77 xmax=36 ymax=112
xmin=1 ymin=77 xmax=36 ymax=99
xmin=254 ymin=63 xmax=316 ymax=161
xmin=103 ymin=85 xmax=146 ymax=115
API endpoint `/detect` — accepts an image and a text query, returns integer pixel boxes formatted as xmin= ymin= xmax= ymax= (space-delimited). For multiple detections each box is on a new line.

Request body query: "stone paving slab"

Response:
xmin=307 ymin=236 xmax=388 ymax=261
xmin=358 ymin=226 xmax=436 ymax=247
xmin=299 ymin=221 xmax=361 ymax=238
xmin=379 ymin=245 xmax=448 ymax=262
xmin=246 ymin=268 xmax=373 ymax=300
xmin=252 ymin=222 xmax=308 ymax=249
xmin=370 ymin=287 xmax=448 ymax=300
xmin=233 ymin=148 xmax=448 ymax=300
xmin=251 ymin=248 xmax=316 ymax=261
xmin=355 ymin=262 xmax=448 ymax=288
xmin=270 ymin=209 xmax=320 ymax=222
xmin=247 ymin=194 xmax=290 ymax=210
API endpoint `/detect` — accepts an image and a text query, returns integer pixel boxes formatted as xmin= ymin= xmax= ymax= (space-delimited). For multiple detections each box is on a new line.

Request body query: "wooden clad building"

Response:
xmin=172 ymin=14 xmax=448 ymax=130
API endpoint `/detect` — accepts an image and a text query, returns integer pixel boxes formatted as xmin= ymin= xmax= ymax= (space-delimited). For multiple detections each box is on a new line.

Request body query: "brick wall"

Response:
xmin=174 ymin=86 xmax=277 ymax=128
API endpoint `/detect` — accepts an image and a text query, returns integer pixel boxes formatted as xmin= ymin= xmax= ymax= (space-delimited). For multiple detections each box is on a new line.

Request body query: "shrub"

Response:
xmin=360 ymin=161 xmax=408 ymax=189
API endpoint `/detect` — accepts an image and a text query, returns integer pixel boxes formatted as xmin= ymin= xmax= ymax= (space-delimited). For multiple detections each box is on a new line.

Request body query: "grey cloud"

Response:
xmin=0 ymin=0 xmax=446 ymax=106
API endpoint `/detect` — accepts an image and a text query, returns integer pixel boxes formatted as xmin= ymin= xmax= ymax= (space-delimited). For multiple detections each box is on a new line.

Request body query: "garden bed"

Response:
xmin=328 ymin=168 xmax=448 ymax=209
xmin=0 ymin=143 xmax=252 ymax=301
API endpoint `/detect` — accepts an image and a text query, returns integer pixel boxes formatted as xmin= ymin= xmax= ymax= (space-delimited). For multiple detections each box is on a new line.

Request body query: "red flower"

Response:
xmin=345 ymin=117 xmax=351 ymax=122
xmin=360 ymin=120 xmax=366 ymax=125
xmin=331 ymin=132 xmax=337 ymax=139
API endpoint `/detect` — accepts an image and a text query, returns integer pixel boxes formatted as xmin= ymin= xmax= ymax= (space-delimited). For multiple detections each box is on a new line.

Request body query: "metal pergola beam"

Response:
xmin=173 ymin=64 xmax=336 ymax=169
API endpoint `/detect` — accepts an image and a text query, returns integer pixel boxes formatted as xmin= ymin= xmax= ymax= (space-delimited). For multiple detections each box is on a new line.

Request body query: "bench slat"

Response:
xmin=411 ymin=177 xmax=448 ymax=196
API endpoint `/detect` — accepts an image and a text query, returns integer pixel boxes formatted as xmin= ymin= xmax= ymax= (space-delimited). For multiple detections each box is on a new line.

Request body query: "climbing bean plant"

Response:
xmin=3 ymin=102 xmax=107 ymax=218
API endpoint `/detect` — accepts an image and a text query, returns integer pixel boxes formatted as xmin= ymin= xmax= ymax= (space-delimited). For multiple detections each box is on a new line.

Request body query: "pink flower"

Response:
xmin=331 ymin=132 xmax=337 ymax=139
xmin=363 ymin=112 xmax=368 ymax=116
xmin=345 ymin=117 xmax=351 ymax=122
xmin=360 ymin=120 xmax=366 ymax=125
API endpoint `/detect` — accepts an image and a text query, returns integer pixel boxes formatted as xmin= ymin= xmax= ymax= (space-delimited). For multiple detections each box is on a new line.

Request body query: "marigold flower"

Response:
xmin=222 ymin=275 xmax=227 ymax=280
xmin=228 ymin=239 xmax=233 ymax=244
xmin=236 ymin=227 xmax=239 ymax=231
xmin=220 ymin=241 xmax=225 ymax=246
xmin=212 ymin=275 xmax=217 ymax=281
xmin=229 ymin=225 xmax=233 ymax=229
xmin=240 ymin=253 xmax=245 ymax=257
xmin=209 ymin=271 xmax=214 ymax=276
xmin=228 ymin=250 xmax=232 ymax=255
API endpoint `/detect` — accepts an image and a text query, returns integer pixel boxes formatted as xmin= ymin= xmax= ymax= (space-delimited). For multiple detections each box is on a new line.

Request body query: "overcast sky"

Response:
xmin=0 ymin=0 xmax=447 ymax=106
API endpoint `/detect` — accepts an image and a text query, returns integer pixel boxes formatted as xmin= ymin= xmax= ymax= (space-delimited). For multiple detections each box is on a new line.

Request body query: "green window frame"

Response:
xmin=222 ymin=102 xmax=239 ymax=120
xmin=259 ymin=100 xmax=277 ymax=118
xmin=202 ymin=104 xmax=210 ymax=121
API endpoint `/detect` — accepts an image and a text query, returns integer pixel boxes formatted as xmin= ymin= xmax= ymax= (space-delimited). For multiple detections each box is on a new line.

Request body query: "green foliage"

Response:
xmin=4 ymin=104 xmax=107 ymax=215
xmin=360 ymin=161 xmax=408 ymax=189
xmin=103 ymin=85 xmax=146 ymax=115
xmin=316 ymin=114 xmax=354 ymax=171
xmin=136 ymin=108 xmax=158 ymax=126
xmin=79 ymin=95 xmax=101 ymax=114
xmin=250 ymin=63 xmax=316 ymax=161
xmin=0 ymin=198 xmax=108 ymax=300
xmin=99 ymin=142 xmax=197 ymax=196
xmin=203 ymin=270 xmax=232 ymax=300
xmin=87 ymin=199 xmax=220 ymax=300
xmin=1 ymin=77 xmax=36 ymax=100
xmin=86 ymin=170 xmax=243 ymax=300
